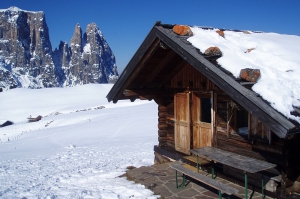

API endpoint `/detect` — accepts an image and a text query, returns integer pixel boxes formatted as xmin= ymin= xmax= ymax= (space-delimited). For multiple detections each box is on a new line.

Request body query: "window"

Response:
xmin=227 ymin=101 xmax=249 ymax=136
xmin=201 ymin=98 xmax=211 ymax=123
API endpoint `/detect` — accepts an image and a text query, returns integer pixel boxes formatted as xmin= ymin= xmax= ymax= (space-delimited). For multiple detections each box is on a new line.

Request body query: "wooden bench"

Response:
xmin=170 ymin=163 xmax=238 ymax=199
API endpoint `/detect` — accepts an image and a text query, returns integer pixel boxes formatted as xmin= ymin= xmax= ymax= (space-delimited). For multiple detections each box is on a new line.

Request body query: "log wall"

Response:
xmin=159 ymin=64 xmax=285 ymax=164
xmin=158 ymin=104 xmax=167 ymax=147
xmin=155 ymin=63 xmax=300 ymax=195
xmin=170 ymin=64 xmax=219 ymax=91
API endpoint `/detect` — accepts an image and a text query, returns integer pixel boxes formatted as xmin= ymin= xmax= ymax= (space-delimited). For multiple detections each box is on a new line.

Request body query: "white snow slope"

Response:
xmin=0 ymin=84 xmax=159 ymax=199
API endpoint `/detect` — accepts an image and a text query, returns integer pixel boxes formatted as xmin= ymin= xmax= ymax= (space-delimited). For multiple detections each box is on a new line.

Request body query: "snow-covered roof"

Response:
xmin=107 ymin=22 xmax=299 ymax=137
xmin=187 ymin=27 xmax=300 ymax=124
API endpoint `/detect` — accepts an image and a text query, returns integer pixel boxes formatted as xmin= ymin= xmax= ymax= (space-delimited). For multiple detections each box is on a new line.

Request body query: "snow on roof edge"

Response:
xmin=187 ymin=26 xmax=300 ymax=124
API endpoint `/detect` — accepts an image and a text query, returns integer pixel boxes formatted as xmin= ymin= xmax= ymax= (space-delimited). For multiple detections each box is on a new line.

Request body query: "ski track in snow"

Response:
xmin=0 ymin=85 xmax=159 ymax=199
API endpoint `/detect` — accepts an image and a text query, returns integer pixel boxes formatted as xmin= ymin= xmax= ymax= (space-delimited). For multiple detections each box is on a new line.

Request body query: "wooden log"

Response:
xmin=217 ymin=139 xmax=283 ymax=165
xmin=166 ymin=118 xmax=175 ymax=126
xmin=167 ymin=135 xmax=174 ymax=141
xmin=217 ymin=94 xmax=231 ymax=101
xmin=217 ymin=102 xmax=227 ymax=109
xmin=154 ymin=152 xmax=171 ymax=165
xmin=167 ymin=106 xmax=174 ymax=115
xmin=158 ymin=130 xmax=167 ymax=137
xmin=167 ymin=126 xmax=174 ymax=134
xmin=217 ymin=118 xmax=227 ymax=128
xmin=158 ymin=111 xmax=166 ymax=118
xmin=167 ymin=102 xmax=174 ymax=108
xmin=217 ymin=133 xmax=251 ymax=146
xmin=216 ymin=109 xmax=228 ymax=128
xmin=167 ymin=140 xmax=175 ymax=148
xmin=252 ymin=141 xmax=283 ymax=154
xmin=158 ymin=123 xmax=167 ymax=130
xmin=159 ymin=142 xmax=167 ymax=147
xmin=158 ymin=137 xmax=167 ymax=142
xmin=167 ymin=133 xmax=174 ymax=139
xmin=158 ymin=117 xmax=166 ymax=123
xmin=217 ymin=128 xmax=227 ymax=134
xmin=166 ymin=115 xmax=174 ymax=121
xmin=158 ymin=105 xmax=167 ymax=112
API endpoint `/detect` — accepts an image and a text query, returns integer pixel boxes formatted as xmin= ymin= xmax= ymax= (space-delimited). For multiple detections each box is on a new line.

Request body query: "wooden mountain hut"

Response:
xmin=107 ymin=22 xmax=300 ymax=198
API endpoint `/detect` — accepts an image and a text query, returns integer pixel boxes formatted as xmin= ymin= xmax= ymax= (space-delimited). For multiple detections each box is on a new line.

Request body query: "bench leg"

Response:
xmin=218 ymin=190 xmax=222 ymax=199
xmin=197 ymin=155 xmax=199 ymax=173
xmin=175 ymin=170 xmax=186 ymax=188
xmin=261 ymin=171 xmax=265 ymax=199
xmin=245 ymin=172 xmax=248 ymax=199
xmin=175 ymin=170 xmax=179 ymax=188
xmin=212 ymin=161 xmax=215 ymax=179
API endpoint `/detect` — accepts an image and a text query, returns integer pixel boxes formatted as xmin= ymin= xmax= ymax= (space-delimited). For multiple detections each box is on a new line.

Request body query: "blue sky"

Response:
xmin=1 ymin=0 xmax=300 ymax=73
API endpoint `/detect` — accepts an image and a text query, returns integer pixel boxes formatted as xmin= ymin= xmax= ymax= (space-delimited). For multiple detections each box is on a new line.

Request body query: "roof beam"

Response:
xmin=139 ymin=50 xmax=176 ymax=88
xmin=123 ymin=88 xmax=166 ymax=96
xmin=106 ymin=29 xmax=159 ymax=102
xmin=158 ymin=59 xmax=189 ymax=87
xmin=111 ymin=39 xmax=160 ymax=102
xmin=124 ymin=39 xmax=160 ymax=89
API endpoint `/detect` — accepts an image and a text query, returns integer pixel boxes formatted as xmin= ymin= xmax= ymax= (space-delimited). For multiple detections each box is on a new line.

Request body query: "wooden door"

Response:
xmin=174 ymin=93 xmax=190 ymax=155
xmin=192 ymin=93 xmax=212 ymax=149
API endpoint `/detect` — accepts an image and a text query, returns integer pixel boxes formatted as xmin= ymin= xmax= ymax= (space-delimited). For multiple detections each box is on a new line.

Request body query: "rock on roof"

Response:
xmin=186 ymin=26 xmax=300 ymax=124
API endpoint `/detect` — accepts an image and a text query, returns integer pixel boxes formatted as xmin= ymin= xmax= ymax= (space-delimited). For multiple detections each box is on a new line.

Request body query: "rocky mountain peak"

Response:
xmin=0 ymin=7 xmax=118 ymax=90
xmin=0 ymin=7 xmax=57 ymax=89
xmin=64 ymin=22 xmax=118 ymax=86
xmin=70 ymin=24 xmax=82 ymax=53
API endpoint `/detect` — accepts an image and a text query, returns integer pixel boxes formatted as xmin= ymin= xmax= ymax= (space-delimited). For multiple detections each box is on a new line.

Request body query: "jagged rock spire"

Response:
xmin=0 ymin=8 xmax=118 ymax=89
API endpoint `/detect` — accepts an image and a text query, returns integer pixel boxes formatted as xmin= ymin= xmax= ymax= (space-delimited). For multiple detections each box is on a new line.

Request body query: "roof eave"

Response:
xmin=154 ymin=25 xmax=296 ymax=138
xmin=107 ymin=22 xmax=297 ymax=138
xmin=106 ymin=26 xmax=159 ymax=103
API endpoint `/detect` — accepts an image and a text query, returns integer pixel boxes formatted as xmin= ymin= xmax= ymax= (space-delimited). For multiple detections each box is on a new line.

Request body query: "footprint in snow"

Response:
xmin=65 ymin=144 xmax=76 ymax=149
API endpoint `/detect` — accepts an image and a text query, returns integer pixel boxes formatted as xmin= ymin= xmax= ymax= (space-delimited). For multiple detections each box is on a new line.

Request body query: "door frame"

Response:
xmin=192 ymin=92 xmax=213 ymax=149
xmin=174 ymin=91 xmax=216 ymax=155
xmin=174 ymin=92 xmax=191 ymax=155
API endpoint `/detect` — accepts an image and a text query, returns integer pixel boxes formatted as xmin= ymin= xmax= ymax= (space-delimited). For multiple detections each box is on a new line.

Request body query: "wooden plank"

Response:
xmin=106 ymin=28 xmax=159 ymax=102
xmin=159 ymin=60 xmax=189 ymax=87
xmin=184 ymin=155 xmax=211 ymax=165
xmin=190 ymin=147 xmax=276 ymax=173
xmin=170 ymin=163 xmax=238 ymax=195
xmin=174 ymin=93 xmax=191 ymax=155
xmin=140 ymin=50 xmax=176 ymax=88
xmin=216 ymin=138 xmax=283 ymax=165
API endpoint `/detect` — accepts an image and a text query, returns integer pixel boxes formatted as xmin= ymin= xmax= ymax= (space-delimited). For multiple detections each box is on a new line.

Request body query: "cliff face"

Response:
xmin=68 ymin=22 xmax=118 ymax=86
xmin=0 ymin=6 xmax=58 ymax=88
xmin=0 ymin=7 xmax=118 ymax=90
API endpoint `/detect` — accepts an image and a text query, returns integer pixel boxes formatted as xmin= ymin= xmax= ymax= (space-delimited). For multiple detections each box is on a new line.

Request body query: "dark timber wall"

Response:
xmin=155 ymin=63 xmax=300 ymax=194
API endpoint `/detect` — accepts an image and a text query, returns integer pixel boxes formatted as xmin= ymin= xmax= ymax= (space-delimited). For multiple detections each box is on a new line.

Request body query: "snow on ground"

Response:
xmin=0 ymin=84 xmax=159 ymax=199
xmin=188 ymin=27 xmax=300 ymax=123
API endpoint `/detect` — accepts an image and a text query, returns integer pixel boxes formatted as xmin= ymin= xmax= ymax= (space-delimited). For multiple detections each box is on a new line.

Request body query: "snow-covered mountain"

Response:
xmin=0 ymin=6 xmax=118 ymax=90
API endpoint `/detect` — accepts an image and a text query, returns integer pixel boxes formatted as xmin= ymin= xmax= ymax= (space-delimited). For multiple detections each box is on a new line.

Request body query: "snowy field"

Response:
xmin=0 ymin=84 xmax=159 ymax=199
